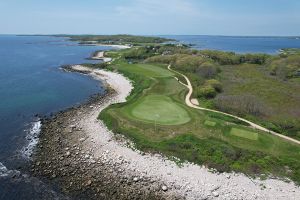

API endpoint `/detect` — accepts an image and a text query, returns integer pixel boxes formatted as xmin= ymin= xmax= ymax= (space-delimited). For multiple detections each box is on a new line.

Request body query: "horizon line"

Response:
xmin=0 ymin=33 xmax=299 ymax=38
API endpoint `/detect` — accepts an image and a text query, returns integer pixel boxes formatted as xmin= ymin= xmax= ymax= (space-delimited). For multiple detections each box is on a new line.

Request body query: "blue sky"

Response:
xmin=0 ymin=0 xmax=299 ymax=36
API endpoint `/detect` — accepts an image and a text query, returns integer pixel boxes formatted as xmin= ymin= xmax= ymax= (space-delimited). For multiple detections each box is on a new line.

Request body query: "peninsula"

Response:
xmin=32 ymin=35 xmax=300 ymax=199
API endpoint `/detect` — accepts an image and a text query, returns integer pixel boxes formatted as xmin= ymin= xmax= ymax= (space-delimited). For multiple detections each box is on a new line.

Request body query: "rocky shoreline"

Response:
xmin=31 ymin=65 xmax=300 ymax=200
xmin=31 ymin=66 xmax=180 ymax=199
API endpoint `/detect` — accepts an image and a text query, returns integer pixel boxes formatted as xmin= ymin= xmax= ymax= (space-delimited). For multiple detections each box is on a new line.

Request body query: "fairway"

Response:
xmin=126 ymin=95 xmax=191 ymax=125
xmin=118 ymin=63 xmax=173 ymax=77
xmin=230 ymin=128 xmax=258 ymax=140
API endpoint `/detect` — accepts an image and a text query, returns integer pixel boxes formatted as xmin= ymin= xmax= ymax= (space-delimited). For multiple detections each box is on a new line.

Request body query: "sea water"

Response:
xmin=0 ymin=35 xmax=110 ymax=199
xmin=164 ymin=35 xmax=300 ymax=54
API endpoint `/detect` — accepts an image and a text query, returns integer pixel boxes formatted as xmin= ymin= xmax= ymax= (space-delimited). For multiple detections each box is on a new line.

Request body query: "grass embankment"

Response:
xmin=97 ymin=49 xmax=300 ymax=184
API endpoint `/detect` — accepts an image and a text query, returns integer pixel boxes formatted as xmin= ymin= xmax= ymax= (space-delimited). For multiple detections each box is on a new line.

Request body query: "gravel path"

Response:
xmin=66 ymin=65 xmax=300 ymax=199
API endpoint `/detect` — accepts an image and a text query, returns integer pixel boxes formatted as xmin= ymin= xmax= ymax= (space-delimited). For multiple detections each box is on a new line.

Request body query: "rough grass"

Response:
xmin=218 ymin=64 xmax=300 ymax=139
xmin=230 ymin=128 xmax=258 ymax=141
xmin=123 ymin=95 xmax=191 ymax=125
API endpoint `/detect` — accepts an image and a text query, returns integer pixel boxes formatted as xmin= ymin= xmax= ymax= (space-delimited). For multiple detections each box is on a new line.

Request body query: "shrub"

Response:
xmin=123 ymin=48 xmax=151 ymax=59
xmin=199 ymin=50 xmax=268 ymax=65
xmin=145 ymin=55 xmax=177 ymax=64
xmin=205 ymin=79 xmax=222 ymax=92
xmin=196 ymin=85 xmax=217 ymax=98
xmin=174 ymin=54 xmax=207 ymax=72
xmin=268 ymin=54 xmax=300 ymax=79
xmin=196 ymin=62 xmax=219 ymax=78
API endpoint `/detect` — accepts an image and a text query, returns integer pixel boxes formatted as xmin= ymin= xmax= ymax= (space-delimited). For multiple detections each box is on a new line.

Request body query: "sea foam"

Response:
xmin=0 ymin=162 xmax=8 ymax=177
xmin=21 ymin=120 xmax=42 ymax=159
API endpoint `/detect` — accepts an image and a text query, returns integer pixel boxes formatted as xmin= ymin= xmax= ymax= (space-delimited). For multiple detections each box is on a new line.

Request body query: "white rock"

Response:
xmin=133 ymin=177 xmax=139 ymax=182
xmin=212 ymin=191 xmax=219 ymax=197
xmin=162 ymin=185 xmax=168 ymax=191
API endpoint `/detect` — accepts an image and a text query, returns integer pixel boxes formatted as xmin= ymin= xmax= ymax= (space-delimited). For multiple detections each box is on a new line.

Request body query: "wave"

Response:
xmin=21 ymin=120 xmax=42 ymax=159
xmin=0 ymin=162 xmax=20 ymax=177
xmin=0 ymin=162 xmax=8 ymax=177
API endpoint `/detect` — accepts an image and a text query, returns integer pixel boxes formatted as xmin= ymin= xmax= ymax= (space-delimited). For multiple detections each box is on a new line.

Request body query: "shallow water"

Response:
xmin=0 ymin=35 xmax=109 ymax=199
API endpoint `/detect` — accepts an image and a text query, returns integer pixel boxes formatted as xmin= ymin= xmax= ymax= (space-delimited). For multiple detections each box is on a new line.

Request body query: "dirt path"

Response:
xmin=168 ymin=65 xmax=300 ymax=145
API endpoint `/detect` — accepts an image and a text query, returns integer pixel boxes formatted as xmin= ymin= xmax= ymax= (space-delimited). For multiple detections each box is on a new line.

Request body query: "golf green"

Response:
xmin=126 ymin=95 xmax=191 ymax=125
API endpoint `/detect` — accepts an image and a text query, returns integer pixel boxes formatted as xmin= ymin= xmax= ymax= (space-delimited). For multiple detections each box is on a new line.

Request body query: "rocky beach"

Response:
xmin=30 ymin=64 xmax=300 ymax=200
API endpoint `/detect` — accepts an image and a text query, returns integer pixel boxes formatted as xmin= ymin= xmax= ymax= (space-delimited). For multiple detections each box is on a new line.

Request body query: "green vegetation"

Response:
xmin=73 ymin=35 xmax=300 ymax=184
xmin=196 ymin=85 xmax=217 ymax=98
xmin=230 ymin=128 xmax=258 ymax=141
xmin=122 ymin=95 xmax=191 ymax=125
xmin=196 ymin=79 xmax=222 ymax=98
xmin=122 ymin=44 xmax=190 ymax=60
xmin=145 ymin=47 xmax=300 ymax=139
xmin=216 ymin=64 xmax=300 ymax=139
xmin=97 ymin=52 xmax=300 ymax=184
xmin=198 ymin=50 xmax=269 ymax=65
xmin=65 ymin=34 xmax=173 ymax=46
xmin=204 ymin=120 xmax=217 ymax=127
xmin=268 ymin=53 xmax=300 ymax=79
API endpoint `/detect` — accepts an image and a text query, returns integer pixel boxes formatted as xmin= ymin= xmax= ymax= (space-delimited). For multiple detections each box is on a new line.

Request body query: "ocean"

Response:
xmin=0 ymin=35 xmax=110 ymax=199
xmin=1 ymin=35 xmax=300 ymax=199
xmin=163 ymin=35 xmax=300 ymax=54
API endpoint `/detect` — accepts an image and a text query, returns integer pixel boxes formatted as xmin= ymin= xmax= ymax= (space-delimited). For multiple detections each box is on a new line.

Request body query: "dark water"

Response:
xmin=0 ymin=35 xmax=110 ymax=199
xmin=163 ymin=35 xmax=300 ymax=54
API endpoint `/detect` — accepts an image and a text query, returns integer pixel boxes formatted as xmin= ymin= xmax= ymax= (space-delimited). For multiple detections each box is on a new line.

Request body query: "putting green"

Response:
xmin=125 ymin=95 xmax=191 ymax=125
xmin=230 ymin=128 xmax=258 ymax=141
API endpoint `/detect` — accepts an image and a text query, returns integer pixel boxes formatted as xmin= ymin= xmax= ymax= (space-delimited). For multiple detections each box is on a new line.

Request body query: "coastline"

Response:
xmin=32 ymin=65 xmax=181 ymax=199
xmin=94 ymin=44 xmax=131 ymax=49
xmin=90 ymin=51 xmax=112 ymax=63
xmin=79 ymin=42 xmax=131 ymax=49
xmin=32 ymin=64 xmax=300 ymax=200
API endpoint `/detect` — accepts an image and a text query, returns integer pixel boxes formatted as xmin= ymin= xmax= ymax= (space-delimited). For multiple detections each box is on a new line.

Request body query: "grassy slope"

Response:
xmin=217 ymin=64 xmax=300 ymax=139
xmin=98 ymin=50 xmax=300 ymax=184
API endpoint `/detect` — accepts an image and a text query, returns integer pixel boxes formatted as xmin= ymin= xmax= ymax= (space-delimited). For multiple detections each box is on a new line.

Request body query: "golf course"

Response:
xmin=97 ymin=49 xmax=300 ymax=184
